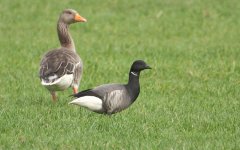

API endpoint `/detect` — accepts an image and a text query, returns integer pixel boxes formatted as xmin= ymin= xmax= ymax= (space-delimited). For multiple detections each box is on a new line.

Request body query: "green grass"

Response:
xmin=0 ymin=0 xmax=240 ymax=149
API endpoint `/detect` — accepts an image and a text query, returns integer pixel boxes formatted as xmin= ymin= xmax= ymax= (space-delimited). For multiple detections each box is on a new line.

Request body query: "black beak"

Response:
xmin=145 ymin=65 xmax=152 ymax=69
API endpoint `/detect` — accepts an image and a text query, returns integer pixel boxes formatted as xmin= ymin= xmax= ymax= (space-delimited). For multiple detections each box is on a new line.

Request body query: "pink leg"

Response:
xmin=73 ymin=87 xmax=78 ymax=94
xmin=50 ymin=91 xmax=57 ymax=102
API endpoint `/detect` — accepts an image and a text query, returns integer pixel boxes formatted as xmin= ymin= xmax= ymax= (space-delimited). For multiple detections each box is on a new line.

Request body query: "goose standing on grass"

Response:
xmin=39 ymin=9 xmax=87 ymax=102
xmin=69 ymin=60 xmax=151 ymax=115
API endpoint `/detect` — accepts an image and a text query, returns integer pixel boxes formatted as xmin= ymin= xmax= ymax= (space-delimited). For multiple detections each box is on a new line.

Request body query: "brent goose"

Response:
xmin=69 ymin=60 xmax=151 ymax=114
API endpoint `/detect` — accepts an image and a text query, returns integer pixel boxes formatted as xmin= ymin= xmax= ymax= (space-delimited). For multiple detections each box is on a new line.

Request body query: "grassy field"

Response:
xmin=0 ymin=0 xmax=240 ymax=149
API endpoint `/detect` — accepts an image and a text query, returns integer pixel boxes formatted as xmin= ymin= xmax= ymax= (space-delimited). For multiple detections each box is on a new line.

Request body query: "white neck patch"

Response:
xmin=131 ymin=71 xmax=138 ymax=76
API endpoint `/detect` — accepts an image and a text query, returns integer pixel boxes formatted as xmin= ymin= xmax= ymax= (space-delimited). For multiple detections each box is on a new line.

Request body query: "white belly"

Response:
xmin=41 ymin=74 xmax=74 ymax=91
xmin=69 ymin=96 xmax=103 ymax=112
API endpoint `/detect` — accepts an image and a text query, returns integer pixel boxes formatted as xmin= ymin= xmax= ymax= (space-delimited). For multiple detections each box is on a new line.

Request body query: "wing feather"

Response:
xmin=39 ymin=48 xmax=81 ymax=82
xmin=103 ymin=90 xmax=131 ymax=114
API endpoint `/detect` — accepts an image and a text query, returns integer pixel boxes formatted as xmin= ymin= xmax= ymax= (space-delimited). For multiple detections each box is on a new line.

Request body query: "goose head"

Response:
xmin=130 ymin=60 xmax=151 ymax=73
xmin=59 ymin=9 xmax=87 ymax=24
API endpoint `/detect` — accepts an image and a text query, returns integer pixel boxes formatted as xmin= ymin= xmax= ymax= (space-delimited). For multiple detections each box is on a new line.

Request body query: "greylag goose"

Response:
xmin=69 ymin=60 xmax=151 ymax=115
xmin=39 ymin=9 xmax=87 ymax=101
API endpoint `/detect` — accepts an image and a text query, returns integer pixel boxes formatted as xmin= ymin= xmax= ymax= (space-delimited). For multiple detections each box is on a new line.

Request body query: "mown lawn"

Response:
xmin=0 ymin=0 xmax=240 ymax=149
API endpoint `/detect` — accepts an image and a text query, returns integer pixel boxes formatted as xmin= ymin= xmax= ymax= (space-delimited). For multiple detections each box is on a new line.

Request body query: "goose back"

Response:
xmin=39 ymin=47 xmax=82 ymax=83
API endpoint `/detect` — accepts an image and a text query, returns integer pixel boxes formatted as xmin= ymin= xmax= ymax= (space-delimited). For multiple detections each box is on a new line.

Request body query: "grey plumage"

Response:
xmin=39 ymin=9 xmax=86 ymax=101
xmin=40 ymin=48 xmax=82 ymax=84
xmin=93 ymin=84 xmax=132 ymax=114
xmin=70 ymin=60 xmax=151 ymax=115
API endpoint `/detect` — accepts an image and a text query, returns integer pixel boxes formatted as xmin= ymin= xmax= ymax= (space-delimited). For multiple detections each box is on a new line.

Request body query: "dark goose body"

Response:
xmin=70 ymin=60 xmax=151 ymax=115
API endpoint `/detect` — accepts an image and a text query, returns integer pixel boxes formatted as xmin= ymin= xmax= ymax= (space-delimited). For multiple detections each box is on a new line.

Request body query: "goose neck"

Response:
xmin=57 ymin=21 xmax=76 ymax=52
xmin=127 ymin=71 xmax=140 ymax=101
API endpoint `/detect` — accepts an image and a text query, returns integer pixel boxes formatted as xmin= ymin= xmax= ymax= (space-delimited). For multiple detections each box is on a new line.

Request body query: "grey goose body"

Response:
xmin=39 ymin=9 xmax=87 ymax=101
xmin=40 ymin=48 xmax=82 ymax=90
xmin=70 ymin=60 xmax=151 ymax=115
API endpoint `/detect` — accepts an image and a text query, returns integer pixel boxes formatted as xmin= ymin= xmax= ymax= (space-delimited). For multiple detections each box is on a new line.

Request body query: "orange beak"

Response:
xmin=74 ymin=14 xmax=87 ymax=22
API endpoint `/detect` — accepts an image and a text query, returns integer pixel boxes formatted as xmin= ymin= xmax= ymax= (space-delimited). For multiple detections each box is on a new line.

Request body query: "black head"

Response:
xmin=59 ymin=9 xmax=87 ymax=24
xmin=130 ymin=60 xmax=151 ymax=72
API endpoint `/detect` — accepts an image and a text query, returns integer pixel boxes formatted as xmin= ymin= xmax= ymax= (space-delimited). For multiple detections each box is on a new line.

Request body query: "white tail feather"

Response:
xmin=41 ymin=74 xmax=73 ymax=91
